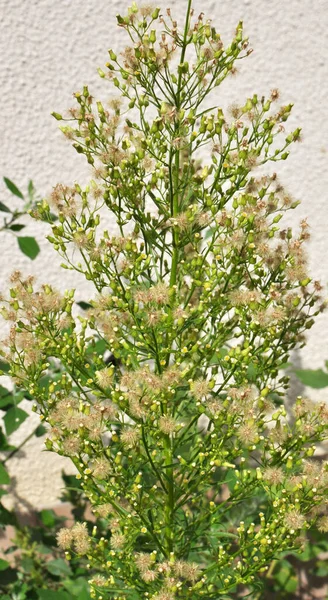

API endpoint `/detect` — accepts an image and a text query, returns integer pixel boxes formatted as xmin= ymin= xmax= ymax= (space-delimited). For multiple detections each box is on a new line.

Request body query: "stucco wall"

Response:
xmin=1 ymin=0 xmax=327 ymax=510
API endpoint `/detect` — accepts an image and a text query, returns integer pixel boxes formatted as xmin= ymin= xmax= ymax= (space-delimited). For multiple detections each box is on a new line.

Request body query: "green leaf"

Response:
xmin=35 ymin=424 xmax=47 ymax=437
xmin=9 ymin=223 xmax=25 ymax=232
xmin=0 ymin=385 xmax=10 ymax=397
xmin=0 ymin=201 xmax=11 ymax=213
xmin=274 ymin=559 xmax=297 ymax=592
xmin=77 ymin=301 xmax=93 ymax=310
xmin=294 ymin=368 xmax=328 ymax=388
xmin=0 ymin=392 xmax=16 ymax=409
xmin=46 ymin=558 xmax=72 ymax=578
xmin=0 ymin=502 xmax=17 ymax=526
xmin=3 ymin=177 xmax=24 ymax=199
xmin=28 ymin=180 xmax=35 ymax=202
xmin=4 ymin=407 xmax=29 ymax=435
xmin=40 ymin=508 xmax=56 ymax=527
xmin=0 ymin=359 xmax=10 ymax=373
xmin=38 ymin=589 xmax=70 ymax=600
xmin=17 ymin=236 xmax=40 ymax=260
xmin=0 ymin=558 xmax=10 ymax=570
xmin=86 ymin=338 xmax=107 ymax=355
xmin=0 ymin=427 xmax=14 ymax=451
xmin=246 ymin=361 xmax=258 ymax=382
xmin=0 ymin=463 xmax=10 ymax=485
xmin=62 ymin=577 xmax=90 ymax=598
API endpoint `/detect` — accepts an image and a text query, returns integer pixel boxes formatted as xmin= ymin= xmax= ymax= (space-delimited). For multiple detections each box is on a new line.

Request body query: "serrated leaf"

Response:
xmin=294 ymin=368 xmax=328 ymax=389
xmin=46 ymin=558 xmax=72 ymax=578
xmin=3 ymin=177 xmax=24 ymax=199
xmin=0 ymin=463 xmax=10 ymax=485
xmin=4 ymin=407 xmax=28 ymax=435
xmin=0 ymin=201 xmax=11 ymax=213
xmin=17 ymin=236 xmax=40 ymax=260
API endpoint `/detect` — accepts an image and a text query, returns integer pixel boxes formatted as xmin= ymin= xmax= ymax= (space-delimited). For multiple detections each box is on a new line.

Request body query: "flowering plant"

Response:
xmin=1 ymin=2 xmax=328 ymax=599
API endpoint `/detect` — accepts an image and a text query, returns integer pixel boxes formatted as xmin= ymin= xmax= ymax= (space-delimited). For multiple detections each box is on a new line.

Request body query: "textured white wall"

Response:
xmin=1 ymin=0 xmax=327 ymax=509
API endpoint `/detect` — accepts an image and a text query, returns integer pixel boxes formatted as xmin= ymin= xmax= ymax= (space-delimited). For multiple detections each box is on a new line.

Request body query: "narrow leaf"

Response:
xmin=17 ymin=236 xmax=40 ymax=260
xmin=9 ymin=223 xmax=25 ymax=232
xmin=3 ymin=177 xmax=24 ymax=199
xmin=77 ymin=301 xmax=93 ymax=310
xmin=28 ymin=179 xmax=35 ymax=201
xmin=0 ymin=201 xmax=11 ymax=213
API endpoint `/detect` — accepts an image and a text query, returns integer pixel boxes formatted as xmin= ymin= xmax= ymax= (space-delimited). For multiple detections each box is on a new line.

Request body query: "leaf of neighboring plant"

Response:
xmin=0 ymin=385 xmax=10 ymax=397
xmin=9 ymin=223 xmax=25 ymax=232
xmin=294 ymin=368 xmax=328 ymax=389
xmin=274 ymin=559 xmax=297 ymax=593
xmin=0 ymin=463 xmax=10 ymax=485
xmin=4 ymin=406 xmax=28 ymax=436
xmin=0 ymin=201 xmax=11 ymax=213
xmin=40 ymin=508 xmax=57 ymax=527
xmin=62 ymin=577 xmax=90 ymax=598
xmin=17 ymin=236 xmax=40 ymax=260
xmin=0 ymin=359 xmax=10 ymax=373
xmin=0 ymin=396 xmax=15 ymax=410
xmin=3 ymin=177 xmax=24 ymax=199
xmin=0 ymin=558 xmax=10 ymax=570
xmin=0 ymin=427 xmax=14 ymax=451
xmin=38 ymin=590 xmax=70 ymax=600
xmin=46 ymin=558 xmax=72 ymax=578
xmin=0 ymin=389 xmax=23 ymax=410
xmin=0 ymin=502 xmax=17 ymax=526
xmin=35 ymin=424 xmax=47 ymax=437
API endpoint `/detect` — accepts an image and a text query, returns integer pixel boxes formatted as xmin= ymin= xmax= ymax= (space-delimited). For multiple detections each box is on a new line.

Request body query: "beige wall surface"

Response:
xmin=0 ymin=0 xmax=327 ymax=509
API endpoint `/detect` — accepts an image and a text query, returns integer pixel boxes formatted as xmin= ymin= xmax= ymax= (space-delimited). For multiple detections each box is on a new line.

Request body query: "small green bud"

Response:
xmin=108 ymin=49 xmax=117 ymax=61
xmin=152 ymin=7 xmax=160 ymax=19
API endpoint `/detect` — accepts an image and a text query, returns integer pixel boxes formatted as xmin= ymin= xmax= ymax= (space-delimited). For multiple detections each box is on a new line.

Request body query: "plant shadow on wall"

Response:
xmin=1 ymin=1 xmax=328 ymax=599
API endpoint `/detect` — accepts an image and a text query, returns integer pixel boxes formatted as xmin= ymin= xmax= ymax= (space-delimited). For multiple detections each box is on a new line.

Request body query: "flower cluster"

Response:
xmin=2 ymin=2 xmax=328 ymax=599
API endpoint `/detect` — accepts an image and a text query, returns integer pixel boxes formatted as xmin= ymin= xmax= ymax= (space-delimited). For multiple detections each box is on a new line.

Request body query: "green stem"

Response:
xmin=163 ymin=0 xmax=193 ymax=555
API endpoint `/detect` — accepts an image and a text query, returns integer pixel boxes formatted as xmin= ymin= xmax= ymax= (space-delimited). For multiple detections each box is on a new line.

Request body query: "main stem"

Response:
xmin=163 ymin=0 xmax=193 ymax=555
